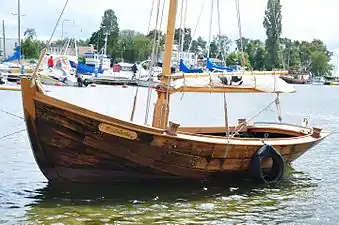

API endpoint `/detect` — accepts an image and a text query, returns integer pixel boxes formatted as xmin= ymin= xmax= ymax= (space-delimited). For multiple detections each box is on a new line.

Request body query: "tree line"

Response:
xmin=21 ymin=2 xmax=334 ymax=76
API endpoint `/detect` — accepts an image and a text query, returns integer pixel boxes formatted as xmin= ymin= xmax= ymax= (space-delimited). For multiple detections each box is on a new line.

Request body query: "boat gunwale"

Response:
xmin=31 ymin=89 xmax=329 ymax=147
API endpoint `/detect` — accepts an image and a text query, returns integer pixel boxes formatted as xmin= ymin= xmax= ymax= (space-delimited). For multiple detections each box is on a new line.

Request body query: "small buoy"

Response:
xmin=90 ymin=83 xmax=96 ymax=87
xmin=16 ymin=80 xmax=21 ymax=85
xmin=122 ymin=84 xmax=128 ymax=88
xmin=55 ymin=82 xmax=64 ymax=86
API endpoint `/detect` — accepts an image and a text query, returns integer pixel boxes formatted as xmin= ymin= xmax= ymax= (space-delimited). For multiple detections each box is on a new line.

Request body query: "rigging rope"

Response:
xmin=207 ymin=0 xmax=214 ymax=59
xmin=153 ymin=0 xmax=166 ymax=72
xmin=215 ymin=0 xmax=230 ymax=158
xmin=216 ymin=0 xmax=229 ymax=140
xmin=47 ymin=0 xmax=69 ymax=46
xmin=188 ymin=0 xmax=207 ymax=53
xmin=131 ymin=0 xmax=160 ymax=122
xmin=31 ymin=0 xmax=69 ymax=84
xmin=178 ymin=0 xmax=185 ymax=65
xmin=216 ymin=0 xmax=226 ymax=64
xmin=275 ymin=93 xmax=282 ymax=122
xmin=147 ymin=0 xmax=156 ymax=34
xmin=235 ymin=0 xmax=245 ymax=68
xmin=230 ymin=96 xmax=278 ymax=137
xmin=180 ymin=0 xmax=188 ymax=53
xmin=144 ymin=0 xmax=163 ymax=125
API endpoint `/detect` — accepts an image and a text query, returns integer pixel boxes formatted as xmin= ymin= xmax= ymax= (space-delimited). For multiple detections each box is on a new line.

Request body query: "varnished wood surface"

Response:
xmin=21 ymin=77 xmax=328 ymax=183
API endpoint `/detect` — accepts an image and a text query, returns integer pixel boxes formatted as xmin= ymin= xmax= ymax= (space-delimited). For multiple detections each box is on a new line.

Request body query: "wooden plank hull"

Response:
xmin=21 ymin=78 xmax=328 ymax=183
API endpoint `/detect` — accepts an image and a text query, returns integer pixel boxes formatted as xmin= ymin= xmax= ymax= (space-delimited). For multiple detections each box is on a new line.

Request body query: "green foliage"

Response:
xmin=77 ymin=39 xmax=90 ymax=46
xmin=208 ymin=39 xmax=218 ymax=58
xmin=174 ymin=28 xmax=192 ymax=51
xmin=21 ymin=28 xmax=40 ymax=59
xmin=195 ymin=35 xmax=232 ymax=59
xmin=235 ymin=38 xmax=267 ymax=70
xmin=263 ymin=0 xmax=282 ymax=70
xmin=195 ymin=36 xmax=207 ymax=55
xmin=78 ymin=56 xmax=85 ymax=64
xmin=24 ymin=28 xmax=36 ymax=39
xmin=147 ymin=29 xmax=165 ymax=47
xmin=277 ymin=38 xmax=333 ymax=75
xmin=189 ymin=40 xmax=199 ymax=54
xmin=134 ymin=35 xmax=152 ymax=62
xmin=226 ymin=51 xmax=251 ymax=69
xmin=117 ymin=30 xmax=152 ymax=63
xmin=89 ymin=9 xmax=119 ymax=57
xmin=310 ymin=51 xmax=333 ymax=76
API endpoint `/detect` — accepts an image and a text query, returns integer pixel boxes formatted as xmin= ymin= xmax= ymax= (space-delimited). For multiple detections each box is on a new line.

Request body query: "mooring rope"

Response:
xmin=0 ymin=109 xmax=24 ymax=120
xmin=0 ymin=128 xmax=26 ymax=140
xmin=0 ymin=108 xmax=26 ymax=139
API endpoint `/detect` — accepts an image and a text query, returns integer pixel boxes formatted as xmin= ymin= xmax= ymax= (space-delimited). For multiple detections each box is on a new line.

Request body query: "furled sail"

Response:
xmin=161 ymin=74 xmax=296 ymax=93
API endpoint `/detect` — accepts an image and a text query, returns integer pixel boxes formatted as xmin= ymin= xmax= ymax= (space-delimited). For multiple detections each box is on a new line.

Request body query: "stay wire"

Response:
xmin=46 ymin=0 xmax=69 ymax=46
xmin=144 ymin=0 xmax=162 ymax=125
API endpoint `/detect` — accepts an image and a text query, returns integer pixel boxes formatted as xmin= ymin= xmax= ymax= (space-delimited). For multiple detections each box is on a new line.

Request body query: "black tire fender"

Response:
xmin=249 ymin=144 xmax=285 ymax=184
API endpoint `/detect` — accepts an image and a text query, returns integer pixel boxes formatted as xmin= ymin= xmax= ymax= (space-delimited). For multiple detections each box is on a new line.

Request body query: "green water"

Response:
xmin=1 ymin=84 xmax=338 ymax=224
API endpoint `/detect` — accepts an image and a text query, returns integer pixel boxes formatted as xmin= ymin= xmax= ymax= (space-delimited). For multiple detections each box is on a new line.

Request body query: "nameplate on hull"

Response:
xmin=99 ymin=123 xmax=138 ymax=140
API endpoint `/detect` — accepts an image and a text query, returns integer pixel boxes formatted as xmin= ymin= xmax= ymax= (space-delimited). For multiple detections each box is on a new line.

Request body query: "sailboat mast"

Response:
xmin=2 ymin=20 xmax=6 ymax=58
xmin=104 ymin=33 xmax=108 ymax=56
xmin=74 ymin=38 xmax=78 ymax=57
xmin=17 ymin=0 xmax=21 ymax=61
xmin=152 ymin=0 xmax=178 ymax=129
xmin=207 ymin=0 xmax=214 ymax=58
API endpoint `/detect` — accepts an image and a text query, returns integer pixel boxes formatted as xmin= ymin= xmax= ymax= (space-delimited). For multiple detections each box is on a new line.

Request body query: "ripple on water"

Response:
xmin=1 ymin=85 xmax=339 ymax=224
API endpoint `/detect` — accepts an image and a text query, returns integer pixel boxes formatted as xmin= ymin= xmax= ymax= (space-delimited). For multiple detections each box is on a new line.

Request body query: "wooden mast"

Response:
xmin=152 ymin=0 xmax=178 ymax=129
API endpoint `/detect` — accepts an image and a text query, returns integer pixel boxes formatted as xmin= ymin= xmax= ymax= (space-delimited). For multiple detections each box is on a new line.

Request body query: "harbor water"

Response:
xmin=0 ymin=84 xmax=338 ymax=224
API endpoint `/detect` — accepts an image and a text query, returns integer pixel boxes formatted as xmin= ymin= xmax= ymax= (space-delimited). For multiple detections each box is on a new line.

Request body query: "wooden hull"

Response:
xmin=21 ymin=77 xmax=328 ymax=183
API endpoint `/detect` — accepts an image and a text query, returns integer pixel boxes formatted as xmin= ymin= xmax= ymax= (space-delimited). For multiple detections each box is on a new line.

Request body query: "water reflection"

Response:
xmin=19 ymin=168 xmax=317 ymax=224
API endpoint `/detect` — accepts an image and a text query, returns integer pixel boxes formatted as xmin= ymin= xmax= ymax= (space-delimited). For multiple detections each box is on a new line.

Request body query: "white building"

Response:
xmin=47 ymin=45 xmax=95 ymax=57
xmin=159 ymin=44 xmax=198 ymax=67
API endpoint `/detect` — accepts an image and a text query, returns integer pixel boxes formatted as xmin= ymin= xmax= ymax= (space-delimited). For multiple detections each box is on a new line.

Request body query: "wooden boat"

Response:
xmin=21 ymin=0 xmax=329 ymax=184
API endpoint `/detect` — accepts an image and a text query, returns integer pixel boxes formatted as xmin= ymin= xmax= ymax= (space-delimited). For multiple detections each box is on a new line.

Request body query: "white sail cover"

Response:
xmin=170 ymin=74 xmax=296 ymax=93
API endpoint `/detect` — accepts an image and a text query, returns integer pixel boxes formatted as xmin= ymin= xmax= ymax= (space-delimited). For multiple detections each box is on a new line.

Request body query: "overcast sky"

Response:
xmin=1 ymin=0 xmax=339 ymax=52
